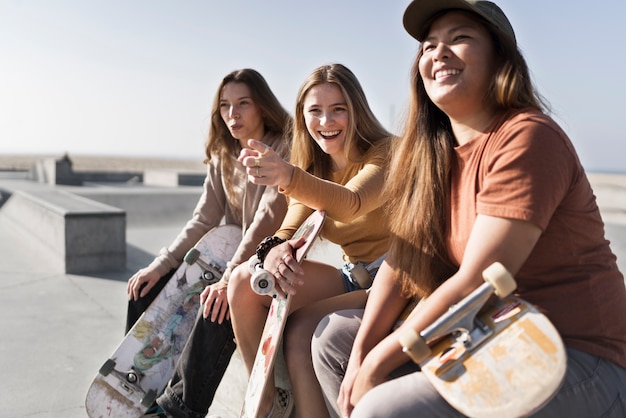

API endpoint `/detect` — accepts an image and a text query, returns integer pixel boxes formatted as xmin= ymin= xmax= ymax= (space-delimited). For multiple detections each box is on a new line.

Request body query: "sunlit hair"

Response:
xmin=387 ymin=10 xmax=547 ymax=298
xmin=291 ymin=63 xmax=391 ymax=178
xmin=204 ymin=68 xmax=292 ymax=214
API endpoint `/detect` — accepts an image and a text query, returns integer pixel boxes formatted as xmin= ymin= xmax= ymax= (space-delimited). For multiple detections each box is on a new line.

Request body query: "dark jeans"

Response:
xmin=125 ymin=269 xmax=175 ymax=333
xmin=156 ymin=308 xmax=236 ymax=418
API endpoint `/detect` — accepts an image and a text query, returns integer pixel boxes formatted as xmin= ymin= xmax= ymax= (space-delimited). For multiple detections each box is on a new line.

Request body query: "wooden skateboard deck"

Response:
xmin=85 ymin=225 xmax=242 ymax=418
xmin=399 ymin=262 xmax=567 ymax=418
xmin=241 ymin=210 xmax=326 ymax=418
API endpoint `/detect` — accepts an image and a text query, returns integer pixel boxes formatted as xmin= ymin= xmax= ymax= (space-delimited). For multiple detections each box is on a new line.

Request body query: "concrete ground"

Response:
xmin=0 ymin=170 xmax=624 ymax=418
xmin=0 ymin=172 xmax=342 ymax=418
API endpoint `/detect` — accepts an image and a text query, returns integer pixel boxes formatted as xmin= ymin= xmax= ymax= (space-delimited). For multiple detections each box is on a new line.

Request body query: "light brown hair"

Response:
xmin=291 ymin=63 xmax=391 ymax=179
xmin=205 ymin=69 xmax=292 ymax=213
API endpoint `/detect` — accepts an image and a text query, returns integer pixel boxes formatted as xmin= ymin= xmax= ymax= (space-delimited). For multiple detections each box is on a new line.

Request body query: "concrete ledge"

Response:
xmin=29 ymin=157 xmax=81 ymax=185
xmin=0 ymin=189 xmax=126 ymax=274
xmin=76 ymin=188 xmax=202 ymax=227
xmin=143 ymin=169 xmax=205 ymax=187
xmin=29 ymin=156 xmax=143 ymax=185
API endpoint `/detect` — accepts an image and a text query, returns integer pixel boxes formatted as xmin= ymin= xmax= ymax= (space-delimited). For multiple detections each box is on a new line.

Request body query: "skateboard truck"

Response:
xmin=184 ymin=248 xmax=224 ymax=285
xmin=98 ymin=359 xmax=158 ymax=407
xmin=399 ymin=263 xmax=517 ymax=367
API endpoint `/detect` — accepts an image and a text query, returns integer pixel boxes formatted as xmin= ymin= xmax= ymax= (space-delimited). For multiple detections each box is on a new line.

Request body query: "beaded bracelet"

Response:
xmin=255 ymin=235 xmax=286 ymax=264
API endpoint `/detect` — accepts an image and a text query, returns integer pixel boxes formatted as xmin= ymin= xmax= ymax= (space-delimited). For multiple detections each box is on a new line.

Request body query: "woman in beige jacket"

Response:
xmin=125 ymin=68 xmax=292 ymax=418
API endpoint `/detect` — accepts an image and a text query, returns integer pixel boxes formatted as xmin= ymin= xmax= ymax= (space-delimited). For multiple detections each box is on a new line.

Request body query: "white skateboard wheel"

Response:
xmin=399 ymin=328 xmax=431 ymax=364
xmin=250 ymin=269 xmax=275 ymax=296
xmin=482 ymin=262 xmax=517 ymax=298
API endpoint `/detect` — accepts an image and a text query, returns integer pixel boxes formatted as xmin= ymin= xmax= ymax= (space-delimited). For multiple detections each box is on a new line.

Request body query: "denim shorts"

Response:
xmin=339 ymin=255 xmax=385 ymax=293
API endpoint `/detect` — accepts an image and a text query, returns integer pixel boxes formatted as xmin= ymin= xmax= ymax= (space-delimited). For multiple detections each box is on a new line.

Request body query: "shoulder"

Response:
xmin=483 ymin=108 xmax=584 ymax=192
xmin=490 ymin=108 xmax=575 ymax=157
xmin=498 ymin=108 xmax=568 ymax=141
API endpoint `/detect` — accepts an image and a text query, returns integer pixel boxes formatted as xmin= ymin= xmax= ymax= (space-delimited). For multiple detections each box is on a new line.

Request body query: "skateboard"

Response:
xmin=85 ymin=224 xmax=242 ymax=418
xmin=241 ymin=210 xmax=326 ymax=418
xmin=398 ymin=262 xmax=567 ymax=418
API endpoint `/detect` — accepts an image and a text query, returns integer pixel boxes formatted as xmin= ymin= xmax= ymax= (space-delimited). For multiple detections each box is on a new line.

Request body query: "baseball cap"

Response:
xmin=403 ymin=0 xmax=516 ymax=44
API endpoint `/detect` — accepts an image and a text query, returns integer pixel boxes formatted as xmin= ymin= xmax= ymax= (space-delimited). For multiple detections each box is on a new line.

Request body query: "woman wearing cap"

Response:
xmin=311 ymin=1 xmax=626 ymax=417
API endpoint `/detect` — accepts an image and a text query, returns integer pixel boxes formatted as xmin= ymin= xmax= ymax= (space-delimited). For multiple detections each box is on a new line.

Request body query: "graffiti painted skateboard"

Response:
xmin=85 ymin=225 xmax=241 ymax=418
xmin=241 ymin=210 xmax=326 ymax=418
xmin=398 ymin=262 xmax=567 ymax=418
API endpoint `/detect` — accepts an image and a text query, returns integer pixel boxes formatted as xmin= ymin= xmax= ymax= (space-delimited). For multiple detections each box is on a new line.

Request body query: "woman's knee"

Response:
xmin=226 ymin=264 xmax=253 ymax=312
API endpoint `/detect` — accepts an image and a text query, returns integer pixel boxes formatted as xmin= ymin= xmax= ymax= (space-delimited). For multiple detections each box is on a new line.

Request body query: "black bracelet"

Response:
xmin=255 ymin=236 xmax=286 ymax=264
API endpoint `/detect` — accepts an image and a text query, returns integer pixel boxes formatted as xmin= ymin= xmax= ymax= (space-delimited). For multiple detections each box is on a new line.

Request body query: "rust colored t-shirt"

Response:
xmin=448 ymin=108 xmax=626 ymax=369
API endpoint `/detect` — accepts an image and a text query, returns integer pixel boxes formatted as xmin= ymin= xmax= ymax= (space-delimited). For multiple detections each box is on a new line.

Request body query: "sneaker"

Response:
xmin=267 ymin=387 xmax=294 ymax=418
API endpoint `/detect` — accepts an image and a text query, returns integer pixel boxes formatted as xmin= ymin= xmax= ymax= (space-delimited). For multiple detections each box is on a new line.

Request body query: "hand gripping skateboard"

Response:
xmin=398 ymin=262 xmax=567 ymax=418
xmin=85 ymin=225 xmax=242 ymax=418
xmin=241 ymin=210 xmax=326 ymax=418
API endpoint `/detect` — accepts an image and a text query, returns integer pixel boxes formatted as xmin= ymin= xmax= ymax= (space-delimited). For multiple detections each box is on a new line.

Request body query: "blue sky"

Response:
xmin=1 ymin=0 xmax=625 ymax=173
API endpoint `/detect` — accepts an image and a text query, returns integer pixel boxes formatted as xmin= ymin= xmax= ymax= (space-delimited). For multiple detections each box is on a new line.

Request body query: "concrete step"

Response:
xmin=0 ymin=188 xmax=125 ymax=274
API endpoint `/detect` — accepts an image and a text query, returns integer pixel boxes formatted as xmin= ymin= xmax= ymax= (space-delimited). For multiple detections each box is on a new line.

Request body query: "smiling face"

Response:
xmin=302 ymin=83 xmax=350 ymax=170
xmin=219 ymin=82 xmax=265 ymax=148
xmin=418 ymin=11 xmax=496 ymax=120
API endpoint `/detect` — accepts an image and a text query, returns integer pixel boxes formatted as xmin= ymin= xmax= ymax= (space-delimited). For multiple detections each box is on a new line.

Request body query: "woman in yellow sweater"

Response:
xmin=227 ymin=63 xmax=392 ymax=418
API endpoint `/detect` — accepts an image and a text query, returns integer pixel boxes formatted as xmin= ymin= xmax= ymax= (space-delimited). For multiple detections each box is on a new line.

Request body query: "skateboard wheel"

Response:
xmin=184 ymin=248 xmax=200 ymax=264
xmin=250 ymin=269 xmax=275 ymax=296
xmin=98 ymin=359 xmax=115 ymax=376
xmin=399 ymin=328 xmax=431 ymax=364
xmin=202 ymin=271 xmax=217 ymax=283
xmin=141 ymin=389 xmax=157 ymax=407
xmin=482 ymin=262 xmax=517 ymax=298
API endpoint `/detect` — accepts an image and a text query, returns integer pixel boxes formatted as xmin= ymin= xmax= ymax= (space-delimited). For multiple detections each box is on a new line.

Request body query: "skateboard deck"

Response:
xmin=241 ymin=210 xmax=326 ymax=418
xmin=399 ymin=262 xmax=567 ymax=418
xmin=85 ymin=224 xmax=242 ymax=418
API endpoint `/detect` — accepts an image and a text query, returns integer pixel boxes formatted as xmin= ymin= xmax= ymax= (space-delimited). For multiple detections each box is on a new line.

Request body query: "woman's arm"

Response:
xmin=153 ymin=160 xmax=227 ymax=274
xmin=282 ymin=162 xmax=385 ymax=222
xmin=350 ymin=261 xmax=410 ymax=365
xmin=402 ymin=215 xmax=542 ymax=334
xmin=348 ymin=215 xmax=543 ymax=409
xmin=240 ymin=139 xmax=389 ymax=222
xmin=337 ymin=260 xmax=410 ymax=416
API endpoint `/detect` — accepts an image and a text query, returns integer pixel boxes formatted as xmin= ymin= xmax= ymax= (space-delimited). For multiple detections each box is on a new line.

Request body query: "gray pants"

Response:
xmin=312 ymin=309 xmax=626 ymax=418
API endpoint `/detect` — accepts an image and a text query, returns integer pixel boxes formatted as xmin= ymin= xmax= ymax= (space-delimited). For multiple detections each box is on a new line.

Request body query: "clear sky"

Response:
xmin=1 ymin=0 xmax=625 ymax=173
